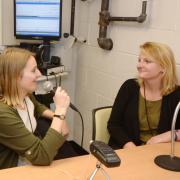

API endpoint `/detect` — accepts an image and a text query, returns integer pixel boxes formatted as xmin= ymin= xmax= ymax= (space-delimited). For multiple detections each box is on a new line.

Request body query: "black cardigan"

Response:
xmin=107 ymin=79 xmax=180 ymax=149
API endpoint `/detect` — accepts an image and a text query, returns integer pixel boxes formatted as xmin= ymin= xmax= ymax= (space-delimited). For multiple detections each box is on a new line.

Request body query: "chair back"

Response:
xmin=92 ymin=106 xmax=112 ymax=144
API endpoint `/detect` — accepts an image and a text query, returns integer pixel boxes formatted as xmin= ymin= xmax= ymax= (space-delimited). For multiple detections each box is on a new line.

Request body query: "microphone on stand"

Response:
xmin=154 ymin=101 xmax=180 ymax=172
xmin=43 ymin=81 xmax=79 ymax=112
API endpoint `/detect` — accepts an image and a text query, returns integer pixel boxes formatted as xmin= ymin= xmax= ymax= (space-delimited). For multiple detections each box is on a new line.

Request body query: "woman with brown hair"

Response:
xmin=0 ymin=48 xmax=72 ymax=169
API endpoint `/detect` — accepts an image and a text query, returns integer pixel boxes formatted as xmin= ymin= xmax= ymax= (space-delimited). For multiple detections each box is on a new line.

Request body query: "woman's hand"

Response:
xmin=123 ymin=141 xmax=136 ymax=149
xmin=42 ymin=109 xmax=69 ymax=138
xmin=49 ymin=87 xmax=71 ymax=136
xmin=146 ymin=131 xmax=171 ymax=145
xmin=53 ymin=87 xmax=70 ymax=115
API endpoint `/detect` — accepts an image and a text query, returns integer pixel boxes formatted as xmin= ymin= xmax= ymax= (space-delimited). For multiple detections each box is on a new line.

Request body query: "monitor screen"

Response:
xmin=14 ymin=0 xmax=62 ymax=41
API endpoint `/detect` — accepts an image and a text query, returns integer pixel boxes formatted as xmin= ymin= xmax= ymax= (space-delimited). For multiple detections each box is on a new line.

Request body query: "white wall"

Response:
xmin=74 ymin=0 xmax=180 ymax=151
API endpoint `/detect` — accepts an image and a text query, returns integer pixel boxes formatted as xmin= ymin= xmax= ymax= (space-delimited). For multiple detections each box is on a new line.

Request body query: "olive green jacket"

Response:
xmin=0 ymin=95 xmax=65 ymax=169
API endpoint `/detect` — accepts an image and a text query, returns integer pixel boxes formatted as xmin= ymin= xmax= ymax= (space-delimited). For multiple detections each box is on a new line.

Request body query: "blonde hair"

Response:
xmin=137 ymin=42 xmax=178 ymax=95
xmin=0 ymin=47 xmax=34 ymax=106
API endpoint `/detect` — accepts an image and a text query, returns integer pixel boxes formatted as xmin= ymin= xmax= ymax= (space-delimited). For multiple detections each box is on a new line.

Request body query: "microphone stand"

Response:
xmin=89 ymin=162 xmax=110 ymax=180
xmin=154 ymin=101 xmax=180 ymax=171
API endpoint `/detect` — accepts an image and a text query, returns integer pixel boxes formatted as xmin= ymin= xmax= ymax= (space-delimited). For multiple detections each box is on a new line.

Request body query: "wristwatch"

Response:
xmin=174 ymin=130 xmax=178 ymax=141
xmin=53 ymin=114 xmax=66 ymax=120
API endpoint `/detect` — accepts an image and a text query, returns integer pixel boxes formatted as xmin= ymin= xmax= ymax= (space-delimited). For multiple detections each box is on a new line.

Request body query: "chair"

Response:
xmin=92 ymin=106 xmax=112 ymax=144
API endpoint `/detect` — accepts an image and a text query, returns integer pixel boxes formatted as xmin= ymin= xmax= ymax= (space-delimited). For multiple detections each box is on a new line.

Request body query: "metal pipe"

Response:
xmin=98 ymin=0 xmax=148 ymax=50
xmin=98 ymin=0 xmax=113 ymax=50
xmin=154 ymin=101 xmax=180 ymax=172
xmin=108 ymin=1 xmax=147 ymax=23
xmin=170 ymin=101 xmax=180 ymax=157
xmin=70 ymin=0 xmax=75 ymax=35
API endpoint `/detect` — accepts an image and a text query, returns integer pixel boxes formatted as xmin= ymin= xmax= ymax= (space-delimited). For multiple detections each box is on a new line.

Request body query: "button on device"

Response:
xmin=26 ymin=150 xmax=32 ymax=155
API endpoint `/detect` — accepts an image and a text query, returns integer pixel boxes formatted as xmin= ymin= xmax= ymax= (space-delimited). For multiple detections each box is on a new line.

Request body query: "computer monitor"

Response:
xmin=14 ymin=0 xmax=62 ymax=63
xmin=14 ymin=0 xmax=62 ymax=41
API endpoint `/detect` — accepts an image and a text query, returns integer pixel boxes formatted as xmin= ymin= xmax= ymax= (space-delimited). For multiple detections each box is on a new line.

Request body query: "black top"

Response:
xmin=107 ymin=79 xmax=180 ymax=149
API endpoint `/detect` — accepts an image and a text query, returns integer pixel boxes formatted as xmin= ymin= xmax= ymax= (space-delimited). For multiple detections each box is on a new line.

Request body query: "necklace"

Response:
xmin=24 ymin=99 xmax=33 ymax=132
xmin=143 ymin=83 xmax=154 ymax=136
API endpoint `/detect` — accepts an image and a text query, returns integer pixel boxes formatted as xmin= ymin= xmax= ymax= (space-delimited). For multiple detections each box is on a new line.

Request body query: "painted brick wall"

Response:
xmin=73 ymin=0 xmax=180 ymax=150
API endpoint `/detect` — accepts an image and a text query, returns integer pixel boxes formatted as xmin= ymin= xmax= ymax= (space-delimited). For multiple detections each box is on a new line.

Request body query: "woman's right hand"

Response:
xmin=53 ymin=87 xmax=70 ymax=115
xmin=50 ymin=87 xmax=70 ymax=136
xmin=123 ymin=141 xmax=136 ymax=149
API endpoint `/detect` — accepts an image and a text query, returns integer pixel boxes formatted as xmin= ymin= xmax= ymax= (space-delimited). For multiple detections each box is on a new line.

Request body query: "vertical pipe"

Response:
xmin=98 ymin=0 xmax=113 ymax=50
xmin=99 ymin=0 xmax=109 ymax=38
xmin=70 ymin=0 xmax=75 ymax=35
xmin=97 ymin=0 xmax=147 ymax=50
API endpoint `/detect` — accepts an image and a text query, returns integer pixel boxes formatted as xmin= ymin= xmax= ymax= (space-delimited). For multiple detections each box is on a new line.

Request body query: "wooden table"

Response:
xmin=0 ymin=143 xmax=180 ymax=180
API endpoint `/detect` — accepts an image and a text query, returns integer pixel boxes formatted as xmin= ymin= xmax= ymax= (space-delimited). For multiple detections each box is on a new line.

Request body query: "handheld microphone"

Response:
xmin=43 ymin=81 xmax=84 ymax=147
xmin=43 ymin=81 xmax=79 ymax=112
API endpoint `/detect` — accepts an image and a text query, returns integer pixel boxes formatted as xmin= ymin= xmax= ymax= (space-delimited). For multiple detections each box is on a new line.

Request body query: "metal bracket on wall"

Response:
xmin=64 ymin=0 xmax=86 ymax=49
xmin=81 ymin=0 xmax=148 ymax=50
xmin=63 ymin=0 xmax=75 ymax=38
xmin=98 ymin=0 xmax=148 ymax=50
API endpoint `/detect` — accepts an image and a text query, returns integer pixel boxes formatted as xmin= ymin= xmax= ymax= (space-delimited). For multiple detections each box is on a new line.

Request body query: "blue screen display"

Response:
xmin=14 ymin=0 xmax=62 ymax=40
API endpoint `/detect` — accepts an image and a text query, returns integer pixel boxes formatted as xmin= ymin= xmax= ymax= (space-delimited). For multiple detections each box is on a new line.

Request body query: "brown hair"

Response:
xmin=138 ymin=42 xmax=178 ymax=95
xmin=0 ymin=47 xmax=34 ymax=106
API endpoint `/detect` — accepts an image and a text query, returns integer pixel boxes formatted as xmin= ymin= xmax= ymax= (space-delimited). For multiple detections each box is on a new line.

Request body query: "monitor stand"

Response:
xmin=42 ymin=40 xmax=51 ymax=62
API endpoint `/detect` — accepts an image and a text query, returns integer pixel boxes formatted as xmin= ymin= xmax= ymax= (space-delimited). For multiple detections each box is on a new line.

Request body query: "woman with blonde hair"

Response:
xmin=0 ymin=48 xmax=74 ymax=169
xmin=108 ymin=42 xmax=180 ymax=149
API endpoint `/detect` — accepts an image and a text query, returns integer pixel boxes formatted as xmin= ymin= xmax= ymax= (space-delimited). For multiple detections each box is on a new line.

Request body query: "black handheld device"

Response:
xmin=90 ymin=141 xmax=121 ymax=167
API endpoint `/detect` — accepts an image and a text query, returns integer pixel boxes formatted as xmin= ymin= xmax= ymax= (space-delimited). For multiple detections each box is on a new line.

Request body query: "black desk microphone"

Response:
xmin=90 ymin=140 xmax=120 ymax=167
xmin=43 ymin=81 xmax=79 ymax=112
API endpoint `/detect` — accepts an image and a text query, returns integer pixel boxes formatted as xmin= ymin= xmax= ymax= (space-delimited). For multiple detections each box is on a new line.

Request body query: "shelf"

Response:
xmin=35 ymin=71 xmax=69 ymax=95
xmin=37 ymin=71 xmax=69 ymax=82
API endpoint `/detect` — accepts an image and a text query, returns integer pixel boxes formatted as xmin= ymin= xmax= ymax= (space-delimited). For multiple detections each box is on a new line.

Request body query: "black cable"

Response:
xmin=59 ymin=75 xmax=62 ymax=86
xmin=52 ymin=72 xmax=58 ymax=89
xmin=70 ymin=104 xmax=84 ymax=147
xmin=46 ymin=74 xmax=49 ymax=81
xmin=40 ymin=46 xmax=44 ymax=63
xmin=79 ymin=111 xmax=84 ymax=147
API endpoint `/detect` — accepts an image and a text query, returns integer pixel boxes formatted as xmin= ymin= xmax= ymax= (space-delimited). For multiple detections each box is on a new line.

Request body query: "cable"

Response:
xmin=72 ymin=105 xmax=84 ymax=147
xmin=59 ymin=75 xmax=62 ymax=86
xmin=50 ymin=72 xmax=58 ymax=89
xmin=46 ymin=74 xmax=49 ymax=81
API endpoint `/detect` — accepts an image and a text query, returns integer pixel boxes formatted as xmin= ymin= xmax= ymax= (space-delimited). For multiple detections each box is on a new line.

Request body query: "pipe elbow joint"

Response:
xmin=137 ymin=14 xmax=147 ymax=23
xmin=97 ymin=38 xmax=113 ymax=50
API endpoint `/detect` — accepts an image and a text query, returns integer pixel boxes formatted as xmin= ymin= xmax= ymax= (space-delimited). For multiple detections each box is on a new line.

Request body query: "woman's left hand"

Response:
xmin=146 ymin=131 xmax=171 ymax=145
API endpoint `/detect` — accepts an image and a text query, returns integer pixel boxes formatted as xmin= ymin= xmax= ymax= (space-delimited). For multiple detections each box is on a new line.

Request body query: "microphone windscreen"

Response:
xmin=43 ymin=81 xmax=54 ymax=93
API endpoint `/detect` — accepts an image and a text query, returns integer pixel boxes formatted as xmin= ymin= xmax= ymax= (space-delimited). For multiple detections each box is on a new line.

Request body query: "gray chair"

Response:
xmin=92 ymin=106 xmax=112 ymax=144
